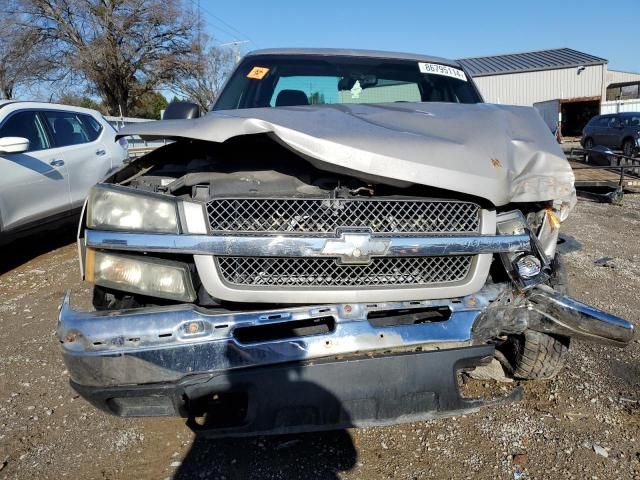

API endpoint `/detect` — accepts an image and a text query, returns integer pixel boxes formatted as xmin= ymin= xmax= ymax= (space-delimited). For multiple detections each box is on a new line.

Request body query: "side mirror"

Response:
xmin=162 ymin=102 xmax=200 ymax=120
xmin=0 ymin=137 xmax=30 ymax=154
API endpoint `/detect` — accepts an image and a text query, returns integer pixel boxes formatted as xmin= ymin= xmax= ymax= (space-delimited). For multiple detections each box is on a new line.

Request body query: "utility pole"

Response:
xmin=196 ymin=0 xmax=202 ymax=55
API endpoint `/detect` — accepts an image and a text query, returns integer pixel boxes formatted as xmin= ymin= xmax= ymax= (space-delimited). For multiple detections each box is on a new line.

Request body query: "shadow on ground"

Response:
xmin=174 ymin=430 xmax=357 ymax=479
xmin=174 ymin=339 xmax=359 ymax=479
xmin=558 ymin=233 xmax=582 ymax=254
xmin=0 ymin=217 xmax=79 ymax=275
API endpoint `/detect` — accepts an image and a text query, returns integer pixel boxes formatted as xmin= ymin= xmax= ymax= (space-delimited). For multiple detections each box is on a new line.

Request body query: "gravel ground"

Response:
xmin=0 ymin=196 xmax=639 ymax=480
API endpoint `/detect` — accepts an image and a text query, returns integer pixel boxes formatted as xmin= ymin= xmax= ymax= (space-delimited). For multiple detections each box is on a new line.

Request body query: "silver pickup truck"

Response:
xmin=58 ymin=49 xmax=633 ymax=437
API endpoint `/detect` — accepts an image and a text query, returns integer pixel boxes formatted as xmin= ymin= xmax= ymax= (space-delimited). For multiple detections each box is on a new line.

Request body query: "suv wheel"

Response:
xmin=584 ymin=137 xmax=594 ymax=150
xmin=623 ymin=138 xmax=634 ymax=158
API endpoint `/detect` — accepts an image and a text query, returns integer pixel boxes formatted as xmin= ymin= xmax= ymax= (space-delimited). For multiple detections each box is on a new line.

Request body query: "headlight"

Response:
xmin=86 ymin=250 xmax=196 ymax=302
xmin=87 ymin=185 xmax=179 ymax=233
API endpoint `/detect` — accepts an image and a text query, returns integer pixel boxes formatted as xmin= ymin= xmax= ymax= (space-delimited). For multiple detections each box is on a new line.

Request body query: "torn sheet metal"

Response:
xmin=117 ymin=102 xmax=576 ymax=207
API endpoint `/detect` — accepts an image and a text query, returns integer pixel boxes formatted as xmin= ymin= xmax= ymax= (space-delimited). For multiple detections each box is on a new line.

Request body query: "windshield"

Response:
xmin=213 ymin=54 xmax=481 ymax=111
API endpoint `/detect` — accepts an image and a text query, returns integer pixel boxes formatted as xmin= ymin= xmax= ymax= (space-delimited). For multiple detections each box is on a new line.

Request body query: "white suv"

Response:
xmin=0 ymin=101 xmax=128 ymax=244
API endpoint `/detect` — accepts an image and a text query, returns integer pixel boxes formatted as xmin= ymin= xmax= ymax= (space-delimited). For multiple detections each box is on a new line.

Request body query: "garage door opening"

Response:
xmin=561 ymin=99 xmax=600 ymax=138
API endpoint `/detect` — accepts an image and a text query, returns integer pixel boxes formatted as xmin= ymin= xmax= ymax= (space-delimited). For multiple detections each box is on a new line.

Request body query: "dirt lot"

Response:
xmin=1 ymin=196 xmax=639 ymax=480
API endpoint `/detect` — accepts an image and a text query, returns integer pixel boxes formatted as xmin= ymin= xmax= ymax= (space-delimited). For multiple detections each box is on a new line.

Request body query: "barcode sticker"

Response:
xmin=418 ymin=63 xmax=467 ymax=82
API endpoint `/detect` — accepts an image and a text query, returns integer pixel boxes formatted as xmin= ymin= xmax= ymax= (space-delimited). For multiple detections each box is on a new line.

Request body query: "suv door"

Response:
xmin=591 ymin=115 xmax=613 ymax=146
xmin=0 ymin=110 xmax=71 ymax=232
xmin=41 ymin=110 xmax=112 ymax=209
xmin=602 ymin=116 xmax=623 ymax=147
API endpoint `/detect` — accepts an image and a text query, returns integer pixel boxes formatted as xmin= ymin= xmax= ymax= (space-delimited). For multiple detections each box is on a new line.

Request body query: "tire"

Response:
xmin=584 ymin=137 xmax=594 ymax=150
xmin=623 ymin=138 xmax=634 ymax=158
xmin=509 ymin=330 xmax=570 ymax=380
xmin=583 ymin=138 xmax=594 ymax=162
xmin=500 ymin=253 xmax=570 ymax=380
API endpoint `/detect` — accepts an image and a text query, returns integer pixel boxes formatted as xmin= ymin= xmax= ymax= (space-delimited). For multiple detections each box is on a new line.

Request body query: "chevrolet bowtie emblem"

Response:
xmin=321 ymin=232 xmax=390 ymax=264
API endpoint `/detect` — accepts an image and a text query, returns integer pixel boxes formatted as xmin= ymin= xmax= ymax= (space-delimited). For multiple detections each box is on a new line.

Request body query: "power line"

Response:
xmin=207 ymin=20 xmax=242 ymax=43
xmin=185 ymin=0 xmax=237 ymax=42
xmin=197 ymin=3 xmax=259 ymax=48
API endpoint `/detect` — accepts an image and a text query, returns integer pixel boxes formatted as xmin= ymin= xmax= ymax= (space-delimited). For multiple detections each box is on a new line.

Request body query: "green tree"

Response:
xmin=56 ymin=94 xmax=108 ymax=114
xmin=129 ymin=91 xmax=168 ymax=119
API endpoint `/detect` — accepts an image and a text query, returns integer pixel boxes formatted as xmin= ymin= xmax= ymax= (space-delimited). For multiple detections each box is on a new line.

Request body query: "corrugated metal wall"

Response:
xmin=472 ymin=65 xmax=604 ymax=106
xmin=607 ymin=70 xmax=640 ymax=85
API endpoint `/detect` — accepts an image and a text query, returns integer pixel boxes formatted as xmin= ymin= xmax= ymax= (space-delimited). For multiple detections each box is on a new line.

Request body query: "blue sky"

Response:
xmin=202 ymin=0 xmax=640 ymax=73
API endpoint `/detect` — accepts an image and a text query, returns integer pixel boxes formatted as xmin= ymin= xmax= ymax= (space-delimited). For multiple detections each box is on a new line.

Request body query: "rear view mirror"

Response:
xmin=358 ymin=75 xmax=378 ymax=88
xmin=338 ymin=74 xmax=378 ymax=91
xmin=0 ymin=137 xmax=29 ymax=154
xmin=338 ymin=77 xmax=356 ymax=91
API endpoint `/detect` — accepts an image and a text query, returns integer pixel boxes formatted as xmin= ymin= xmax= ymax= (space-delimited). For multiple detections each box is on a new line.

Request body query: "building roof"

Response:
xmin=457 ymin=48 xmax=607 ymax=77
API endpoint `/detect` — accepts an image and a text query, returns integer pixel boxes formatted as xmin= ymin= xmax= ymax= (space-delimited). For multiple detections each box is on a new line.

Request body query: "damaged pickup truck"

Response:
xmin=58 ymin=49 xmax=633 ymax=436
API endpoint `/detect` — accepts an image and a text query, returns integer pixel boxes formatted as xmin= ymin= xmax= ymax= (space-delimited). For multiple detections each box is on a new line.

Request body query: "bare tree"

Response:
xmin=0 ymin=4 xmax=52 ymax=99
xmin=19 ymin=0 xmax=198 ymax=115
xmin=169 ymin=36 xmax=236 ymax=111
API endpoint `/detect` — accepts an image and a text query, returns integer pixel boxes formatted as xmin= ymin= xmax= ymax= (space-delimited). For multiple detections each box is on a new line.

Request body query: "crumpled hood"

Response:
xmin=119 ymin=102 xmax=576 ymax=207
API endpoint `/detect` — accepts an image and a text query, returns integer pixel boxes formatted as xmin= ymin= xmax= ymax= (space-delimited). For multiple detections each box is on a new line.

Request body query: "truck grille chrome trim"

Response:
xmin=84 ymin=231 xmax=531 ymax=258
xmin=216 ymin=256 xmax=473 ymax=287
xmin=206 ymin=198 xmax=481 ymax=234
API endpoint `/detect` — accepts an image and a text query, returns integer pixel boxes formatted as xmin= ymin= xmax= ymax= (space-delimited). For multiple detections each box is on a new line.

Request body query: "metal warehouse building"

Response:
xmin=457 ymin=48 xmax=640 ymax=138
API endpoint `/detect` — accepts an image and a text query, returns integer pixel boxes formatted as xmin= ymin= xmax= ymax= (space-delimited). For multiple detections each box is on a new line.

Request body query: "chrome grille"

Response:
xmin=206 ymin=198 xmax=480 ymax=234
xmin=216 ymin=256 xmax=473 ymax=287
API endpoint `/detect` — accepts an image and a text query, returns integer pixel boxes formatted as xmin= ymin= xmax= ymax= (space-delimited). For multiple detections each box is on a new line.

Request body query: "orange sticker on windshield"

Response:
xmin=247 ymin=66 xmax=270 ymax=80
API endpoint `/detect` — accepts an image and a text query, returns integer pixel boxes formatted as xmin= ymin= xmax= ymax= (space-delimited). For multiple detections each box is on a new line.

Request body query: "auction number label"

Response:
xmin=418 ymin=63 xmax=467 ymax=82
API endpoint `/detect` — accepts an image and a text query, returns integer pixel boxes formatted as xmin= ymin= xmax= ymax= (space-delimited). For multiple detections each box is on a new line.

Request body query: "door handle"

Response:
xmin=50 ymin=159 xmax=65 ymax=167
xmin=96 ymin=149 xmax=106 ymax=156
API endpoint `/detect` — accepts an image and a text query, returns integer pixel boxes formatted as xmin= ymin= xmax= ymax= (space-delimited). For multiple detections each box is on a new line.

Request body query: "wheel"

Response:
xmin=623 ymin=138 xmax=634 ymax=158
xmin=508 ymin=330 xmax=570 ymax=380
xmin=499 ymin=253 xmax=570 ymax=380
xmin=584 ymin=137 xmax=594 ymax=150
xmin=583 ymin=138 xmax=594 ymax=162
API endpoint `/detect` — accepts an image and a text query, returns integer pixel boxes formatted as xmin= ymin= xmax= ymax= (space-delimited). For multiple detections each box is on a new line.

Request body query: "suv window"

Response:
xmin=608 ymin=117 xmax=621 ymax=127
xmin=595 ymin=116 xmax=612 ymax=127
xmin=42 ymin=111 xmax=97 ymax=147
xmin=0 ymin=111 xmax=50 ymax=152
xmin=629 ymin=116 xmax=640 ymax=127
xmin=79 ymin=114 xmax=103 ymax=141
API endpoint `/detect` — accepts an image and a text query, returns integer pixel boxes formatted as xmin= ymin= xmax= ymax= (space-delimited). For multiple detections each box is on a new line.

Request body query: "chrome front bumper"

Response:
xmin=58 ymin=283 xmax=633 ymax=389
xmin=58 ymin=284 xmax=504 ymax=387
